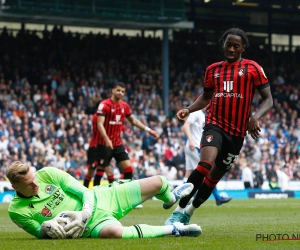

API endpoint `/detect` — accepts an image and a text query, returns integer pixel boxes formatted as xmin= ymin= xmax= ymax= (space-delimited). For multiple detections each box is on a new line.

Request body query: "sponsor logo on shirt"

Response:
xmin=215 ymin=93 xmax=243 ymax=98
xmin=109 ymin=115 xmax=122 ymax=125
xmin=224 ymin=81 xmax=233 ymax=92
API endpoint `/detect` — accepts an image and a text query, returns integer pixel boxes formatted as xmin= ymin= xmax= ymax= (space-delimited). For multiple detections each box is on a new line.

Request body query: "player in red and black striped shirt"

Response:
xmin=94 ymin=82 xmax=159 ymax=184
xmin=165 ymin=28 xmax=273 ymax=225
xmin=83 ymin=113 xmax=115 ymax=188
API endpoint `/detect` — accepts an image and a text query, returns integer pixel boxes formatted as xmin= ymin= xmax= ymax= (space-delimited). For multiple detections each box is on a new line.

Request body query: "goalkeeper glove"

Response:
xmin=63 ymin=204 xmax=92 ymax=238
xmin=41 ymin=219 xmax=67 ymax=239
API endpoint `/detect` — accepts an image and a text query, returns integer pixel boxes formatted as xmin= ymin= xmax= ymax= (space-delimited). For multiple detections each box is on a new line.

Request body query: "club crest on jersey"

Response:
xmin=238 ymin=68 xmax=244 ymax=76
xmin=41 ymin=207 xmax=52 ymax=217
xmin=214 ymin=73 xmax=220 ymax=78
xmin=206 ymin=135 xmax=213 ymax=142
xmin=45 ymin=185 xmax=55 ymax=194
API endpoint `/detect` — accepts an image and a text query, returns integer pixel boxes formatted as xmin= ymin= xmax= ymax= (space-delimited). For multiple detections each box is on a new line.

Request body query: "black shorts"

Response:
xmin=87 ymin=146 xmax=101 ymax=169
xmin=98 ymin=145 xmax=129 ymax=167
xmin=200 ymin=124 xmax=244 ymax=171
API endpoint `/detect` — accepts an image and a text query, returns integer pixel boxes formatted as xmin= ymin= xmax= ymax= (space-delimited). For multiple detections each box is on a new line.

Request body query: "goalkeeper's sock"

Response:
xmin=94 ymin=169 xmax=104 ymax=186
xmin=179 ymin=161 xmax=212 ymax=208
xmin=155 ymin=175 xmax=175 ymax=204
xmin=122 ymin=224 xmax=171 ymax=238
xmin=123 ymin=166 xmax=133 ymax=179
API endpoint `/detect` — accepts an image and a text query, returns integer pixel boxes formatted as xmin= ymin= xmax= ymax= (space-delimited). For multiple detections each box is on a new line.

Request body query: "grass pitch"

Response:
xmin=0 ymin=199 xmax=299 ymax=250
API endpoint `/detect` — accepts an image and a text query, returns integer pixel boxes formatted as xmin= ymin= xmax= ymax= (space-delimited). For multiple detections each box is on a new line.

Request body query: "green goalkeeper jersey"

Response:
xmin=8 ymin=167 xmax=94 ymax=239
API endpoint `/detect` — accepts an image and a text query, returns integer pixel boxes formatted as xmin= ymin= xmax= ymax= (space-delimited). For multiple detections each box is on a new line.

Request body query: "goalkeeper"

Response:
xmin=7 ymin=161 xmax=201 ymax=239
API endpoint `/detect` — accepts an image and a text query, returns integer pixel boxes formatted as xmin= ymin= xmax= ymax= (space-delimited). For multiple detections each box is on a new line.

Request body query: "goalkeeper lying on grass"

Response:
xmin=6 ymin=161 xmax=201 ymax=239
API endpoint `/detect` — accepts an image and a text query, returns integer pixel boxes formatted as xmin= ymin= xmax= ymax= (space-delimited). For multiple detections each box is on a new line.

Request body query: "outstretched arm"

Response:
xmin=177 ymin=91 xmax=213 ymax=123
xmin=126 ymin=115 xmax=159 ymax=139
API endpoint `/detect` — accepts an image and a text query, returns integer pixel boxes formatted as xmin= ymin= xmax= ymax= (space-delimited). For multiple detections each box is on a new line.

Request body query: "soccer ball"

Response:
xmin=56 ymin=212 xmax=73 ymax=228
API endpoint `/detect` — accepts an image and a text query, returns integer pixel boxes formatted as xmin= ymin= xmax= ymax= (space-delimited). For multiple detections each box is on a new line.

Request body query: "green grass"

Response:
xmin=1 ymin=199 xmax=300 ymax=250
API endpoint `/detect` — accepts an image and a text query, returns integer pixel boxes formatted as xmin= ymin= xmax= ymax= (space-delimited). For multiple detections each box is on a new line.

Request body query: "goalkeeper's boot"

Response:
xmin=162 ymin=183 xmax=194 ymax=209
xmin=171 ymin=222 xmax=202 ymax=237
xmin=164 ymin=209 xmax=191 ymax=225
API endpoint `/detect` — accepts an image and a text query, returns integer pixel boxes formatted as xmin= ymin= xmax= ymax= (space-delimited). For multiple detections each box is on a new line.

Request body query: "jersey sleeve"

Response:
xmin=97 ymin=101 xmax=109 ymax=116
xmin=251 ymin=62 xmax=269 ymax=89
xmin=9 ymin=210 xmax=43 ymax=239
xmin=204 ymin=67 xmax=215 ymax=91
xmin=43 ymin=168 xmax=94 ymax=211
xmin=124 ymin=102 xmax=131 ymax=117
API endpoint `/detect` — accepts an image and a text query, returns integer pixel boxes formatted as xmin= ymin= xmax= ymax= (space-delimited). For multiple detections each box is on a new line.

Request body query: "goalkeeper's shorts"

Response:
xmin=87 ymin=180 xmax=142 ymax=238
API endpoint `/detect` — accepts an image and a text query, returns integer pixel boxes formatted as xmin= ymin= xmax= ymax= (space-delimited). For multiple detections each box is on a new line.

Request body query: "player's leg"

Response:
xmin=183 ymin=145 xmax=199 ymax=183
xmin=137 ymin=175 xmax=193 ymax=205
xmin=83 ymin=147 xmax=97 ymax=188
xmin=90 ymin=178 xmax=201 ymax=238
xmin=213 ymin=186 xmax=232 ymax=206
xmin=115 ymin=145 xmax=133 ymax=180
xmin=83 ymin=166 xmax=95 ymax=188
xmin=165 ymin=146 xmax=218 ymax=225
xmin=178 ymin=126 xmax=222 ymax=210
xmin=94 ymin=166 xmax=105 ymax=186
xmin=105 ymin=166 xmax=115 ymax=183
xmin=185 ymin=134 xmax=243 ymax=218
xmin=212 ymin=187 xmax=221 ymax=201
xmin=98 ymin=222 xmax=201 ymax=238
xmin=93 ymin=145 xmax=113 ymax=186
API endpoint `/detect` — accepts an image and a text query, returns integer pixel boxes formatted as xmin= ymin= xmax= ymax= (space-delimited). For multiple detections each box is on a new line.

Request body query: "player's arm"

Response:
xmin=126 ymin=115 xmax=159 ymax=139
xmin=9 ymin=211 xmax=65 ymax=239
xmin=97 ymin=115 xmax=113 ymax=149
xmin=61 ymin=174 xmax=94 ymax=238
xmin=187 ymin=91 xmax=213 ymax=113
xmin=248 ymin=86 xmax=273 ymax=139
xmin=44 ymin=168 xmax=94 ymax=238
xmin=176 ymin=91 xmax=213 ymax=123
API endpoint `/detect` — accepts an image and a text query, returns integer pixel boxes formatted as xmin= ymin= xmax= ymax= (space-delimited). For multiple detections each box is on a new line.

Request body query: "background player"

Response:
xmin=96 ymin=82 xmax=159 ymax=181
xmin=83 ymin=112 xmax=115 ymax=188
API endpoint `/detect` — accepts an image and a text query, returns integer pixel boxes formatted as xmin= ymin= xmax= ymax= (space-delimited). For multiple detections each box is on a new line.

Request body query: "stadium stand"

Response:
xmin=0 ymin=25 xmax=299 ymax=188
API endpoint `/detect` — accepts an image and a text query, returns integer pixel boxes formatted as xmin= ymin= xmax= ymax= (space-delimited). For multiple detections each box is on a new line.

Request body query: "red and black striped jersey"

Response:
xmin=97 ymin=98 xmax=131 ymax=146
xmin=204 ymin=58 xmax=269 ymax=137
xmin=89 ymin=113 xmax=101 ymax=148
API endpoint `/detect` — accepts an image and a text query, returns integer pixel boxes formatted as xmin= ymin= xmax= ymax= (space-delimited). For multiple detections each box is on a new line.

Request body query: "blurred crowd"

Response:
xmin=0 ymin=26 xmax=299 ymax=189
